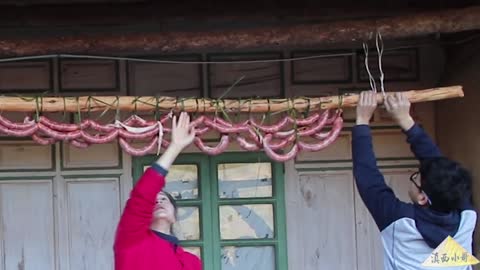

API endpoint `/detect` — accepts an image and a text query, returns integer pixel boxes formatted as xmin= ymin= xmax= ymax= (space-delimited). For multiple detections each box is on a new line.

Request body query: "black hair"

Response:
xmin=161 ymin=191 xmax=178 ymax=236
xmin=419 ymin=157 xmax=472 ymax=212
xmin=162 ymin=191 xmax=178 ymax=216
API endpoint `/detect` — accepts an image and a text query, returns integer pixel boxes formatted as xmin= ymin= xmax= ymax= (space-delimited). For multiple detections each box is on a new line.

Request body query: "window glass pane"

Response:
xmin=219 ymin=204 xmax=274 ymax=239
xmin=218 ymin=163 xmax=272 ymax=198
xmin=221 ymin=246 xmax=275 ymax=270
xmin=174 ymin=207 xmax=200 ymax=241
xmin=144 ymin=164 xmax=198 ymax=199
xmin=183 ymin=246 xmax=202 ymax=260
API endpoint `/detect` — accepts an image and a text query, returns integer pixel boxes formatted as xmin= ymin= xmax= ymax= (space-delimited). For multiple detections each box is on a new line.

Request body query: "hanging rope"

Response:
xmin=363 ymin=42 xmax=377 ymax=93
xmin=363 ymin=31 xmax=387 ymax=100
xmin=376 ymin=32 xmax=386 ymax=99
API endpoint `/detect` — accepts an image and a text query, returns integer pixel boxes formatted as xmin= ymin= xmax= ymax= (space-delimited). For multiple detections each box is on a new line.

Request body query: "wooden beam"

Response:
xmin=0 ymin=86 xmax=464 ymax=113
xmin=0 ymin=6 xmax=479 ymax=56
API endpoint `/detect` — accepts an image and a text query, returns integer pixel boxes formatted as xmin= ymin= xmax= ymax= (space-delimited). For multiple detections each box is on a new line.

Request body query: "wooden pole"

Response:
xmin=0 ymin=86 xmax=463 ymax=113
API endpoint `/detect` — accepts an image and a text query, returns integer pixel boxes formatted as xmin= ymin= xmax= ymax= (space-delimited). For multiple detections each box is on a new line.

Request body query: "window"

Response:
xmin=133 ymin=152 xmax=288 ymax=270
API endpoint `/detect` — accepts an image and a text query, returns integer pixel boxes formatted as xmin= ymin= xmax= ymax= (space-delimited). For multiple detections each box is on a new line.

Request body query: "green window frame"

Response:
xmin=133 ymin=152 xmax=288 ymax=270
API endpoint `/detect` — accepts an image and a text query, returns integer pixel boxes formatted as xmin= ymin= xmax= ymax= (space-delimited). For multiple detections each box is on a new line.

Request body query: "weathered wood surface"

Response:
xmin=0 ymin=86 xmax=464 ymax=113
xmin=0 ymin=6 xmax=479 ymax=55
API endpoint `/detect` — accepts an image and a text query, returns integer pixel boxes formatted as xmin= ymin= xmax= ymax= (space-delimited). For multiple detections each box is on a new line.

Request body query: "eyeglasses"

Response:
xmin=409 ymin=171 xmax=422 ymax=190
xmin=409 ymin=171 xmax=432 ymax=205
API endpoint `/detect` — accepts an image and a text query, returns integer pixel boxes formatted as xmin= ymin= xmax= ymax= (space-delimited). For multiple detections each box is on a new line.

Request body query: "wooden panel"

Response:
xmin=297 ymin=127 xmax=416 ymax=163
xmin=296 ymin=133 xmax=351 ymax=161
xmin=287 ymin=169 xmax=357 ymax=270
xmin=62 ymin=142 xmax=120 ymax=169
xmin=0 ymin=60 xmax=51 ymax=92
xmin=66 ymin=178 xmax=121 ymax=270
xmin=355 ymin=169 xmax=415 ymax=270
xmin=436 ymin=46 xmax=480 ymax=255
xmin=0 ymin=141 xmax=53 ymax=171
xmin=341 ymin=108 xmax=357 ymax=122
xmin=0 ymin=180 xmax=55 ymax=270
xmin=208 ymin=53 xmax=283 ymax=98
xmin=354 ymin=182 xmax=383 ymax=270
xmin=128 ymin=56 xmax=202 ymax=97
xmin=0 ymin=112 xmax=29 ymax=123
xmin=383 ymin=170 xmax=415 ymax=201
xmin=358 ymin=48 xmax=418 ymax=82
xmin=60 ymin=59 xmax=118 ymax=91
xmin=372 ymin=130 xmax=414 ymax=158
xmin=291 ymin=51 xmax=352 ymax=84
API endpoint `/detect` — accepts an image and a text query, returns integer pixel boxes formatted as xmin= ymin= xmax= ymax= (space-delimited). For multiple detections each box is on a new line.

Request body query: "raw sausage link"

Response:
xmin=119 ymin=137 xmax=159 ymax=156
xmin=246 ymin=127 xmax=262 ymax=145
xmin=38 ymin=123 xmax=82 ymax=141
xmin=298 ymin=117 xmax=343 ymax=152
xmin=0 ymin=123 xmax=38 ymax=137
xmin=195 ymin=127 xmax=211 ymax=136
xmin=81 ymin=130 xmax=119 ymax=144
xmin=118 ymin=127 xmax=159 ymax=139
xmin=326 ymin=110 xmax=341 ymax=124
xmin=288 ymin=113 xmax=320 ymax=126
xmin=268 ymin=134 xmax=296 ymax=150
xmin=190 ymin=116 xmax=206 ymax=127
xmin=204 ymin=118 xmax=249 ymax=133
xmin=123 ymin=115 xmax=148 ymax=126
xmin=0 ymin=115 xmax=36 ymax=129
xmin=39 ymin=116 xmax=80 ymax=132
xmin=32 ymin=134 xmax=56 ymax=145
xmin=88 ymin=120 xmax=116 ymax=132
xmin=71 ymin=139 xmax=90 ymax=149
xmin=273 ymin=110 xmax=330 ymax=138
xmin=263 ymin=134 xmax=299 ymax=162
xmin=194 ymin=135 xmax=229 ymax=155
xmin=297 ymin=109 xmax=330 ymax=137
xmin=249 ymin=116 xmax=290 ymax=133
xmin=236 ymin=135 xmax=260 ymax=151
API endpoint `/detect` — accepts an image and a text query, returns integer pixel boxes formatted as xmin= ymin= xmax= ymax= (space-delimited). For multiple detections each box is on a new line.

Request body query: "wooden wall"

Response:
xmin=0 ymin=141 xmax=133 ymax=270
xmin=0 ymin=40 xmax=443 ymax=269
xmin=436 ymin=38 xmax=480 ymax=263
xmin=284 ymin=109 xmax=437 ymax=270
xmin=282 ymin=43 xmax=441 ymax=270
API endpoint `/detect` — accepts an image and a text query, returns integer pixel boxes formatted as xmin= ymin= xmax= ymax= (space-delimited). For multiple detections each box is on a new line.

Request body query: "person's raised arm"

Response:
xmin=384 ymin=93 xmax=442 ymax=159
xmin=155 ymin=112 xmax=197 ymax=170
xmin=352 ymin=91 xmax=408 ymax=230
xmin=114 ymin=112 xmax=196 ymax=249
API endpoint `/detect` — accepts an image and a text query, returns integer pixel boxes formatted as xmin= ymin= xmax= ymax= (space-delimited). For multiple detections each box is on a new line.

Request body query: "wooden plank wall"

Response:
xmin=436 ymin=38 xmax=480 ymax=265
xmin=285 ymin=133 xmax=425 ymax=270
xmin=0 ymin=41 xmax=443 ymax=270
xmin=283 ymin=43 xmax=441 ymax=270
xmin=0 ymin=141 xmax=132 ymax=270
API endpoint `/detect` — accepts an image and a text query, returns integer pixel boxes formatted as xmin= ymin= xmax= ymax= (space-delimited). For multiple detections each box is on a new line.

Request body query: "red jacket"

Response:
xmin=114 ymin=166 xmax=202 ymax=270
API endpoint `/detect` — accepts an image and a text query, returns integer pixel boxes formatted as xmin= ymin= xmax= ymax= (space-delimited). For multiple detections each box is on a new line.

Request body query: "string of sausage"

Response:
xmin=0 ymin=110 xmax=343 ymax=161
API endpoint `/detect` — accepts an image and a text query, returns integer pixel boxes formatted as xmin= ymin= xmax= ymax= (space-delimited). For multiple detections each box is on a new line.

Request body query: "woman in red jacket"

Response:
xmin=114 ymin=112 xmax=202 ymax=270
